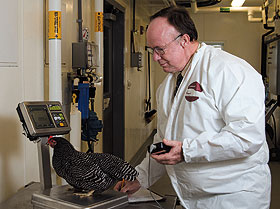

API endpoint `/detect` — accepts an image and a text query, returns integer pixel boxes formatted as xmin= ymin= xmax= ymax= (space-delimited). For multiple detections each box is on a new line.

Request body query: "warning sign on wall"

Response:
xmin=48 ymin=11 xmax=61 ymax=39
xmin=95 ymin=12 xmax=103 ymax=32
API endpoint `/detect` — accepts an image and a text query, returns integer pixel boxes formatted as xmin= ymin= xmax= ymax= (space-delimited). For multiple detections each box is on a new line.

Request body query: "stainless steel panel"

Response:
xmin=32 ymin=185 xmax=128 ymax=209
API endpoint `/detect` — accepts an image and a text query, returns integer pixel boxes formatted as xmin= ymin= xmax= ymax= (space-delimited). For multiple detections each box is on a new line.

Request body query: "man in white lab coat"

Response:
xmin=114 ymin=6 xmax=271 ymax=209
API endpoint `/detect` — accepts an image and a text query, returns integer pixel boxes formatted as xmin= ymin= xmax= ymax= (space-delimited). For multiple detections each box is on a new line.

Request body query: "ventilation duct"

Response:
xmin=175 ymin=0 xmax=221 ymax=7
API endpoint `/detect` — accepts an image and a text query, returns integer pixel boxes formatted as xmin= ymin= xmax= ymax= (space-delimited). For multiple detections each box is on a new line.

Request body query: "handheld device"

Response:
xmin=17 ymin=101 xmax=71 ymax=140
xmin=147 ymin=142 xmax=171 ymax=155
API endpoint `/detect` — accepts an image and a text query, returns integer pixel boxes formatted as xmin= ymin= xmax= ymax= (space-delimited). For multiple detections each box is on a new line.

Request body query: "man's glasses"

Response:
xmin=146 ymin=34 xmax=183 ymax=56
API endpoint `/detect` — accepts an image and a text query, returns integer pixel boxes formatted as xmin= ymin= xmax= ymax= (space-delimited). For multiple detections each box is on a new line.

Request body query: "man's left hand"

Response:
xmin=151 ymin=139 xmax=184 ymax=165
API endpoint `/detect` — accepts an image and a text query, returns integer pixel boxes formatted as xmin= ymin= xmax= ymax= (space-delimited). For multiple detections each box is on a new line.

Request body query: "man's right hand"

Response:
xmin=113 ymin=179 xmax=141 ymax=196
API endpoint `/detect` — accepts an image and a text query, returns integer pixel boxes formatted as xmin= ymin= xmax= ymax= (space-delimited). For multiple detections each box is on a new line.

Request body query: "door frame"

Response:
xmin=103 ymin=0 xmax=125 ymax=159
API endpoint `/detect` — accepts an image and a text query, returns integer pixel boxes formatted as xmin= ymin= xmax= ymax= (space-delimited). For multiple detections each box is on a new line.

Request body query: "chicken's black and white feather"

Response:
xmin=48 ymin=137 xmax=138 ymax=194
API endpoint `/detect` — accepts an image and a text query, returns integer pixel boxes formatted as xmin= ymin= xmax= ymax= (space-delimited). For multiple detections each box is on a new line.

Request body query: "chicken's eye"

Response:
xmin=51 ymin=140 xmax=57 ymax=146
xmin=47 ymin=138 xmax=57 ymax=147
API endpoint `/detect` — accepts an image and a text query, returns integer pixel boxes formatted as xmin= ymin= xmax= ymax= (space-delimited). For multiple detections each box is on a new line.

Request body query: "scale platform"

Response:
xmin=32 ymin=185 xmax=128 ymax=209
xmin=1 ymin=182 xmax=178 ymax=209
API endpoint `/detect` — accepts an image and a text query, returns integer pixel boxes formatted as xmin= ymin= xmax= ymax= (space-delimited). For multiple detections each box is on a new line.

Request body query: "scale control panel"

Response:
xmin=17 ymin=101 xmax=71 ymax=140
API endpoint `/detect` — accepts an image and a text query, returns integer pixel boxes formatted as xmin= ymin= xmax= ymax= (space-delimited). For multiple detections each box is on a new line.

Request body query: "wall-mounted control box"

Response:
xmin=131 ymin=52 xmax=143 ymax=68
xmin=72 ymin=42 xmax=98 ymax=69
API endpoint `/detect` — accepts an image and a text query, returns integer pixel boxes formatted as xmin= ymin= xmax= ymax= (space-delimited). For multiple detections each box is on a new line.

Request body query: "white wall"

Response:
xmin=0 ymin=0 xmax=44 ymax=203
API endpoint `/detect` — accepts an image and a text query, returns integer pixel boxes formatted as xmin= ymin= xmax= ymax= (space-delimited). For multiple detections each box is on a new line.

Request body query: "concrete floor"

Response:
xmin=148 ymin=162 xmax=280 ymax=209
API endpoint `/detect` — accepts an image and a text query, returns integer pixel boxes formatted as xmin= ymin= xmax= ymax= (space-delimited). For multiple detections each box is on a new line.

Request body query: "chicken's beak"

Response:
xmin=47 ymin=136 xmax=56 ymax=148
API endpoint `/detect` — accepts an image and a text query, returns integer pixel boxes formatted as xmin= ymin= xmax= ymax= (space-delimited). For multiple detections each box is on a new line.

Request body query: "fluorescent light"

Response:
xmin=231 ymin=0 xmax=246 ymax=7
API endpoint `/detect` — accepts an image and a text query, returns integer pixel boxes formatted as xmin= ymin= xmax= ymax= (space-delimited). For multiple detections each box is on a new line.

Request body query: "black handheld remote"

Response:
xmin=147 ymin=142 xmax=172 ymax=155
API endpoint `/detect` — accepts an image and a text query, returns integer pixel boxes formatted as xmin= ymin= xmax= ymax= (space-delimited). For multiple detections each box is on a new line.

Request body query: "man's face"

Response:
xmin=146 ymin=17 xmax=186 ymax=73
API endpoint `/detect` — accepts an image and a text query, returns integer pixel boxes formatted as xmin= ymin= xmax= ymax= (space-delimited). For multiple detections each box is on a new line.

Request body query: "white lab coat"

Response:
xmin=136 ymin=43 xmax=271 ymax=209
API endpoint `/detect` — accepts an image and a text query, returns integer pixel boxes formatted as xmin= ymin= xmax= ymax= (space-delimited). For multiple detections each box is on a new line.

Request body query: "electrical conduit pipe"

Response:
xmin=94 ymin=0 xmax=103 ymax=76
xmin=49 ymin=0 xmax=62 ymax=102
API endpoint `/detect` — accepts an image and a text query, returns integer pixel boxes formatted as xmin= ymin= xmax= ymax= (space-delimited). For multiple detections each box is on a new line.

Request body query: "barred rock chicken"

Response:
xmin=47 ymin=137 xmax=138 ymax=196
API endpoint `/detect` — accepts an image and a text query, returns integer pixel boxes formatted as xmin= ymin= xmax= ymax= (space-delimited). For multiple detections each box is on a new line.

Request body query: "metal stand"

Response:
xmin=37 ymin=137 xmax=52 ymax=190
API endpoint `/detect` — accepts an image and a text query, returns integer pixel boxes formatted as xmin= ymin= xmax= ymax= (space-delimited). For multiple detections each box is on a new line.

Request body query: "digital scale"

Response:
xmin=17 ymin=101 xmax=71 ymax=140
xmin=16 ymin=101 xmax=128 ymax=209
xmin=13 ymin=101 xmax=178 ymax=209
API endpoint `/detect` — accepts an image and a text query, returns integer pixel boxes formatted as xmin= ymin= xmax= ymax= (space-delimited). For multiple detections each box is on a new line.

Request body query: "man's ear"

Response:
xmin=180 ymin=34 xmax=191 ymax=48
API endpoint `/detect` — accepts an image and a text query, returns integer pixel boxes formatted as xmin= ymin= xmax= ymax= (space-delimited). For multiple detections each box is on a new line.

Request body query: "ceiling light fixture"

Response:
xmin=231 ymin=0 xmax=246 ymax=7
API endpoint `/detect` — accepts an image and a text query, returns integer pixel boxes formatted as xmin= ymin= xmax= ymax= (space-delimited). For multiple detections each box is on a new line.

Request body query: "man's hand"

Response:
xmin=113 ymin=179 xmax=141 ymax=196
xmin=151 ymin=139 xmax=184 ymax=165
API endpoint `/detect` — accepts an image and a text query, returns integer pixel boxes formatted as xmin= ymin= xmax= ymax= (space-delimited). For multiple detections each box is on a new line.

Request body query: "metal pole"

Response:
xmin=49 ymin=0 xmax=62 ymax=102
xmin=94 ymin=0 xmax=103 ymax=75
xmin=37 ymin=137 xmax=52 ymax=190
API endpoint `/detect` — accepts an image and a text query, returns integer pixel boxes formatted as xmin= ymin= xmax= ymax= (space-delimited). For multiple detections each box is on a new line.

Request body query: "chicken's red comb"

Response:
xmin=48 ymin=136 xmax=53 ymax=142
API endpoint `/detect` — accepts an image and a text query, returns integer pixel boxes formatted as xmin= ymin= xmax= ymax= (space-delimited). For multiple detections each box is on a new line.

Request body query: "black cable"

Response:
xmin=131 ymin=0 xmax=136 ymax=54
xmin=148 ymin=51 xmax=151 ymax=110
xmin=86 ymin=140 xmax=93 ymax=153
xmin=132 ymin=0 xmax=135 ymax=32
xmin=272 ymin=114 xmax=277 ymax=149
xmin=131 ymin=31 xmax=136 ymax=53
xmin=78 ymin=0 xmax=83 ymax=42
xmin=145 ymin=50 xmax=151 ymax=111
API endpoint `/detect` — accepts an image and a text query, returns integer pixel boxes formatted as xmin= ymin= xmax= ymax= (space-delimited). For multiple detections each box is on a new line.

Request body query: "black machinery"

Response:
xmin=264 ymin=34 xmax=280 ymax=161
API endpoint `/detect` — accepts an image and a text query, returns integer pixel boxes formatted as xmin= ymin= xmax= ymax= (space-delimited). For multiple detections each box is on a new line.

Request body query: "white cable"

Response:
xmin=148 ymin=153 xmax=164 ymax=209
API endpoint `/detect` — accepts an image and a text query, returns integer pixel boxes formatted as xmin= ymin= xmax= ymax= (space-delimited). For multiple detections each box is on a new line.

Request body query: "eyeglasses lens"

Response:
xmin=147 ymin=47 xmax=164 ymax=55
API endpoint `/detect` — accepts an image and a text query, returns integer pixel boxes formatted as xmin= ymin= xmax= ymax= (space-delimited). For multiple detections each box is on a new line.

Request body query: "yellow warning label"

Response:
xmin=48 ymin=11 xmax=61 ymax=39
xmin=95 ymin=12 xmax=103 ymax=32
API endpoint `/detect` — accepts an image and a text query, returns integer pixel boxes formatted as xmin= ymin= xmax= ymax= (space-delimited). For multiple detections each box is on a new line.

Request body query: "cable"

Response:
xmin=148 ymin=153 xmax=164 ymax=209
xmin=272 ymin=113 xmax=277 ymax=149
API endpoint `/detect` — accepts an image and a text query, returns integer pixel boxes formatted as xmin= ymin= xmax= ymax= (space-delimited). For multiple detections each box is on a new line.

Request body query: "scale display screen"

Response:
xmin=28 ymin=106 xmax=55 ymax=129
xmin=17 ymin=101 xmax=71 ymax=140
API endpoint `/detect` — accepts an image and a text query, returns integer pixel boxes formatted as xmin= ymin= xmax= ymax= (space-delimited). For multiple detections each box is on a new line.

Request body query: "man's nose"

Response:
xmin=153 ymin=52 xmax=161 ymax=61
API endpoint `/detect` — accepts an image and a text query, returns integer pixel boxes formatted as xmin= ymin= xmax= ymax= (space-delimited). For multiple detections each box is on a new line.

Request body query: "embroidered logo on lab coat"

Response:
xmin=185 ymin=81 xmax=203 ymax=102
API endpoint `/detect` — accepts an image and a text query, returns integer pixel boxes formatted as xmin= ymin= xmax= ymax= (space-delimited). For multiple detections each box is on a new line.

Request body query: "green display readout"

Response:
xmin=220 ymin=7 xmax=230 ymax=13
xmin=48 ymin=105 xmax=61 ymax=111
